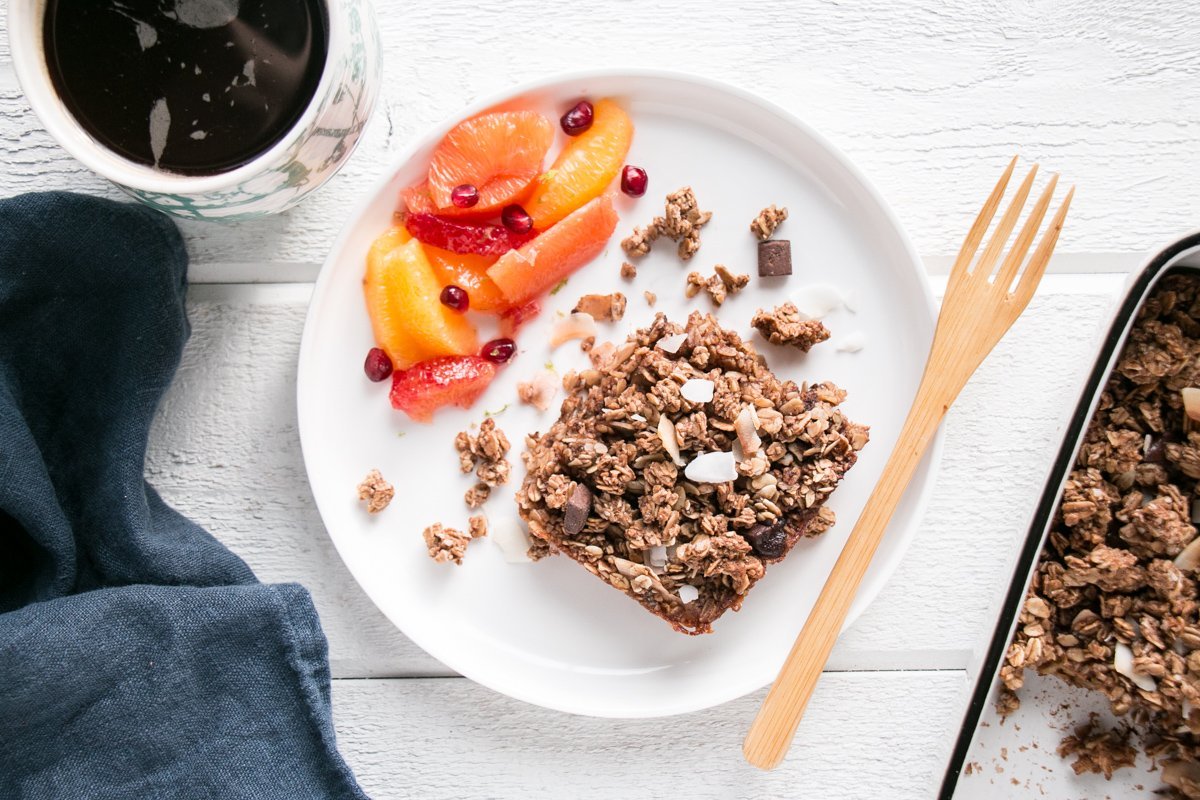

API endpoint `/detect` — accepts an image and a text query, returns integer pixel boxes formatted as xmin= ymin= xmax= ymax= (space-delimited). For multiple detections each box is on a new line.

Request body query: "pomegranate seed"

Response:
xmin=364 ymin=347 xmax=393 ymax=382
xmin=440 ymin=284 xmax=469 ymax=312
xmin=621 ymin=165 xmax=648 ymax=197
xmin=481 ymin=338 xmax=517 ymax=364
xmin=560 ymin=101 xmax=594 ymax=136
xmin=450 ymin=184 xmax=479 ymax=208
xmin=501 ymin=204 xmax=533 ymax=234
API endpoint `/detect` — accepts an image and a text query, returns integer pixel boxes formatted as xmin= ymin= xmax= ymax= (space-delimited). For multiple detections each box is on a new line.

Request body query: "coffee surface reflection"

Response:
xmin=44 ymin=0 xmax=328 ymax=176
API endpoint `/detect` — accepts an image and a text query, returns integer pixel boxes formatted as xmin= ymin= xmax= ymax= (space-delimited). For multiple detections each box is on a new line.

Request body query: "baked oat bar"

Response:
xmin=515 ymin=311 xmax=868 ymax=634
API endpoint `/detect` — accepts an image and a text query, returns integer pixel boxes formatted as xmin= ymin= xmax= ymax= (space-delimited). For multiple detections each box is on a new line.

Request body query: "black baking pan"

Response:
xmin=940 ymin=231 xmax=1200 ymax=798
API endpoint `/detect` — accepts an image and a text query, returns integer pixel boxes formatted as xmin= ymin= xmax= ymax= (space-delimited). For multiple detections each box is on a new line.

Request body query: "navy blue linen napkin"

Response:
xmin=0 ymin=192 xmax=368 ymax=800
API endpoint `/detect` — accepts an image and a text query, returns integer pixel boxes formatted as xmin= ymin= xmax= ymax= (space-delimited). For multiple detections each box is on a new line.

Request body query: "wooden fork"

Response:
xmin=743 ymin=157 xmax=1074 ymax=770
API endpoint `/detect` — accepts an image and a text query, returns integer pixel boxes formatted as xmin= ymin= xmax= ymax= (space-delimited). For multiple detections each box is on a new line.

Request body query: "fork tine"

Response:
xmin=1010 ymin=185 xmax=1074 ymax=309
xmin=994 ymin=173 xmax=1059 ymax=293
xmin=947 ymin=156 xmax=1017 ymax=286
xmin=974 ymin=164 xmax=1038 ymax=279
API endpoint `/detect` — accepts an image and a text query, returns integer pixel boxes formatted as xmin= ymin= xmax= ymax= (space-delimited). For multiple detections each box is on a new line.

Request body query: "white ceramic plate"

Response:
xmin=298 ymin=69 xmax=941 ymax=717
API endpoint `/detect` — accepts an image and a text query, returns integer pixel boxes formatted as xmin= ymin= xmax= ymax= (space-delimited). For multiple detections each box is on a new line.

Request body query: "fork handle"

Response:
xmin=743 ymin=375 xmax=952 ymax=770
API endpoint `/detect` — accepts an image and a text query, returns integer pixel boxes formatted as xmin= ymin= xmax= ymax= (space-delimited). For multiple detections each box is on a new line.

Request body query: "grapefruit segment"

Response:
xmin=487 ymin=194 xmax=619 ymax=307
xmin=390 ymin=356 xmax=496 ymax=423
xmin=426 ymin=111 xmax=554 ymax=211
xmin=364 ymin=234 xmax=479 ymax=369
xmin=526 ymin=99 xmax=633 ymax=230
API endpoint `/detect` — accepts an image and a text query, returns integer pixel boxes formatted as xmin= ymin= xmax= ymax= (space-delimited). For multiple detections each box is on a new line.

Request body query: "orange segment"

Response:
xmin=423 ymin=246 xmax=508 ymax=313
xmin=526 ymin=99 xmax=633 ymax=230
xmin=364 ymin=233 xmax=479 ymax=369
xmin=426 ymin=111 xmax=554 ymax=212
xmin=487 ymin=194 xmax=619 ymax=307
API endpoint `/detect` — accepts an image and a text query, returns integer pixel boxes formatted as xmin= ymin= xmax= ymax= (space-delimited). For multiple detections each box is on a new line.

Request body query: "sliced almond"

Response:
xmin=1175 ymin=536 xmax=1200 ymax=571
xmin=658 ymin=414 xmax=685 ymax=466
xmin=1113 ymin=641 xmax=1157 ymax=692
xmin=735 ymin=406 xmax=762 ymax=455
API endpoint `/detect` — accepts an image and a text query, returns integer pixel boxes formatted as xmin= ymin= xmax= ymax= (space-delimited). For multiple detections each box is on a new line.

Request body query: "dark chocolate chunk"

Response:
xmin=563 ymin=483 xmax=593 ymax=536
xmin=742 ymin=522 xmax=788 ymax=559
xmin=757 ymin=239 xmax=792 ymax=277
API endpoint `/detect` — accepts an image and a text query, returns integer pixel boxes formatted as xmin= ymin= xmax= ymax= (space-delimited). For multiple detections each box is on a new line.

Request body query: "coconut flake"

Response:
xmin=678 ymin=584 xmax=700 ymax=604
xmin=1184 ymin=388 xmax=1200 ymax=422
xmin=656 ymin=333 xmax=688 ymax=354
xmin=549 ymin=312 xmax=597 ymax=347
xmin=680 ymin=378 xmax=715 ymax=403
xmin=646 ymin=545 xmax=668 ymax=573
xmin=490 ymin=517 xmax=534 ymax=563
xmin=684 ymin=451 xmax=737 ymax=483
xmin=1175 ymin=536 xmax=1200 ymax=571
xmin=630 ymin=413 xmax=647 ymax=422
xmin=735 ymin=406 xmax=762 ymax=455
xmin=793 ymin=284 xmax=847 ymax=320
xmin=1113 ymin=642 xmax=1157 ymax=692
xmin=658 ymin=415 xmax=685 ymax=466
xmin=837 ymin=330 xmax=867 ymax=353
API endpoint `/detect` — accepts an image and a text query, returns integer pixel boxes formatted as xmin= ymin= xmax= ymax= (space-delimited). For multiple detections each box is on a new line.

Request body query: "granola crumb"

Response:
xmin=573 ymin=293 xmax=626 ymax=322
xmin=751 ymin=302 xmax=831 ymax=351
xmin=750 ymin=204 xmax=789 ymax=241
xmin=621 ymin=186 xmax=712 ymax=261
xmin=468 ymin=515 xmax=488 ymax=539
xmin=620 ymin=261 xmax=637 ymax=279
xmin=1057 ymin=715 xmax=1137 ymax=780
xmin=422 ymin=522 xmax=473 ymax=565
xmin=644 ymin=290 xmax=657 ymax=307
xmin=685 ymin=265 xmax=749 ymax=306
xmin=464 ymin=482 xmax=491 ymax=508
xmin=454 ymin=419 xmax=512 ymax=500
xmin=356 ymin=469 xmax=394 ymax=513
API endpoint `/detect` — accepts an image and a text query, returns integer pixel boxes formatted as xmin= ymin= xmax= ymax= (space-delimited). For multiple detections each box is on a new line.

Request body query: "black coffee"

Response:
xmin=44 ymin=0 xmax=328 ymax=175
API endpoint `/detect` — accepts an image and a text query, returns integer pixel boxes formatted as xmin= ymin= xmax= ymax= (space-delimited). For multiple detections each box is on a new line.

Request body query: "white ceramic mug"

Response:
xmin=8 ymin=0 xmax=381 ymax=221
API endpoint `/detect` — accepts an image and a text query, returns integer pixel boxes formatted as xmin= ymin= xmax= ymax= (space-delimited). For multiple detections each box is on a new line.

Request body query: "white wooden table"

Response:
xmin=5 ymin=2 xmax=1200 ymax=797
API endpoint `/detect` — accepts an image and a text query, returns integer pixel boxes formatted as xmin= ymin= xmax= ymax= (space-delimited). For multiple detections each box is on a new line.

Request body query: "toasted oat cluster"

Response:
xmin=515 ymin=311 xmax=868 ymax=634
xmin=750 ymin=204 xmax=788 ymax=241
xmin=752 ymin=302 xmax=831 ymax=352
xmin=621 ymin=186 xmax=712 ymax=261
xmin=422 ymin=521 xmax=484 ymax=565
xmin=1001 ymin=275 xmax=1200 ymax=796
xmin=454 ymin=418 xmax=511 ymax=508
xmin=685 ymin=265 xmax=749 ymax=306
xmin=356 ymin=469 xmax=394 ymax=513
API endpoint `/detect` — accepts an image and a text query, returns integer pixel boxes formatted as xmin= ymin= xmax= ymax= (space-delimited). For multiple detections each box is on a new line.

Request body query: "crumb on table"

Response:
xmin=620 ymin=261 xmax=637 ymax=279
xmin=356 ymin=469 xmax=394 ymax=513
xmin=644 ymin=290 xmax=657 ymax=307
xmin=751 ymin=302 xmax=830 ymax=351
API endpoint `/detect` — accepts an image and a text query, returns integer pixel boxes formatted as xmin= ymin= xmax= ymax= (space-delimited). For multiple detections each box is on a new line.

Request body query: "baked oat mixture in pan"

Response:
xmin=1002 ymin=274 xmax=1200 ymax=797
